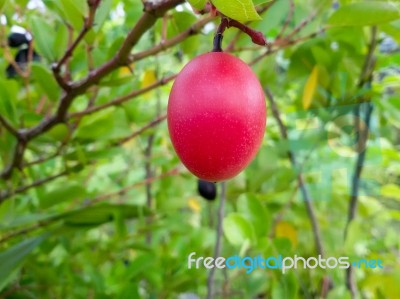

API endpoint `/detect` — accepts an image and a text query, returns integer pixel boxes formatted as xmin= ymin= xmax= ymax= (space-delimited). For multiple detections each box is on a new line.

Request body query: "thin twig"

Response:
xmin=249 ymin=28 xmax=325 ymax=66
xmin=0 ymin=115 xmax=19 ymax=138
xmin=206 ymin=181 xmax=226 ymax=299
xmin=130 ymin=15 xmax=214 ymax=62
xmin=0 ymin=220 xmax=51 ymax=244
xmin=69 ymin=75 xmax=176 ymax=119
xmin=0 ymin=170 xmax=68 ymax=203
xmin=23 ymin=38 xmax=34 ymax=107
xmin=117 ymin=114 xmax=167 ymax=145
xmin=344 ymin=26 xmax=378 ymax=299
xmin=23 ymin=151 xmax=59 ymax=168
xmin=281 ymin=8 xmax=319 ymax=42
xmin=265 ymin=87 xmax=324 ymax=256
xmin=52 ymin=0 xmax=100 ymax=75
xmin=265 ymin=87 xmax=332 ymax=297
xmin=87 ymin=168 xmax=179 ymax=205
xmin=23 ymin=107 xmax=161 ymax=170
xmin=275 ymin=0 xmax=295 ymax=40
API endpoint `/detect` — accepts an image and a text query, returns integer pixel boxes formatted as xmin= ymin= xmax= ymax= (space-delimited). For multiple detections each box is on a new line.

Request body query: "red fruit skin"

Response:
xmin=167 ymin=52 xmax=266 ymax=182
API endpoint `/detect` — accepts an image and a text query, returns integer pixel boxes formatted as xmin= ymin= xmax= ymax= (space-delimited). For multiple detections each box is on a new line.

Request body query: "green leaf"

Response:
xmin=31 ymin=63 xmax=61 ymax=101
xmin=94 ymin=0 xmax=112 ymax=32
xmin=327 ymin=286 xmax=352 ymax=299
xmin=30 ymin=16 xmax=55 ymax=61
xmin=212 ymin=0 xmax=262 ymax=22
xmin=53 ymin=22 xmax=69 ymax=60
xmin=303 ymin=65 xmax=319 ymax=109
xmin=126 ymin=253 xmax=155 ymax=279
xmin=62 ymin=204 xmax=150 ymax=227
xmin=74 ymin=107 xmax=131 ymax=140
xmin=0 ymin=0 xmax=7 ymax=12
xmin=381 ymin=184 xmax=400 ymax=200
xmin=117 ymin=283 xmax=140 ymax=299
xmin=187 ymin=0 xmax=207 ymax=10
xmin=328 ymin=2 xmax=400 ymax=27
xmin=223 ymin=213 xmax=256 ymax=246
xmin=74 ymin=108 xmax=116 ymax=140
xmin=40 ymin=180 xmax=88 ymax=208
xmin=1 ymin=213 xmax=55 ymax=230
xmin=44 ymin=123 xmax=69 ymax=142
xmin=172 ymin=11 xmax=197 ymax=33
xmin=272 ymin=272 xmax=298 ymax=299
xmin=237 ymin=194 xmax=270 ymax=237
xmin=0 ymin=236 xmax=45 ymax=291
xmin=100 ymin=75 xmax=134 ymax=87
xmin=0 ymin=79 xmax=17 ymax=124
xmin=113 ymin=209 xmax=127 ymax=237
xmin=252 ymin=0 xmax=273 ymax=6
xmin=381 ymin=20 xmax=400 ymax=43
xmin=57 ymin=0 xmax=87 ymax=29
xmin=255 ymin=0 xmax=289 ymax=35
xmin=344 ymin=220 xmax=366 ymax=253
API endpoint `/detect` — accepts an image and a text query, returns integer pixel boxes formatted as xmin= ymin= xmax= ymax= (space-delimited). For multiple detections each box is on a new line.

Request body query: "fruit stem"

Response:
xmin=212 ymin=18 xmax=228 ymax=52
xmin=212 ymin=33 xmax=223 ymax=52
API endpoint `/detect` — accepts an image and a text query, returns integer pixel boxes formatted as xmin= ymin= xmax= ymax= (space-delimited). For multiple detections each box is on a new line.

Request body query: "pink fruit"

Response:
xmin=168 ymin=52 xmax=266 ymax=182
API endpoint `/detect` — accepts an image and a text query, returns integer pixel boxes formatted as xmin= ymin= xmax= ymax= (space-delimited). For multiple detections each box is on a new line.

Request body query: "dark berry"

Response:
xmin=197 ymin=179 xmax=217 ymax=201
xmin=8 ymin=32 xmax=30 ymax=48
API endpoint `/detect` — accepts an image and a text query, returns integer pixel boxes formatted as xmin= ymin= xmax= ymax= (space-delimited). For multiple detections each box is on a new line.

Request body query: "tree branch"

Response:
xmin=344 ymin=26 xmax=378 ymax=299
xmin=54 ymin=1 xmax=99 ymax=72
xmin=52 ymin=0 xmax=101 ymax=90
xmin=0 ymin=0 xmax=183 ymax=180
